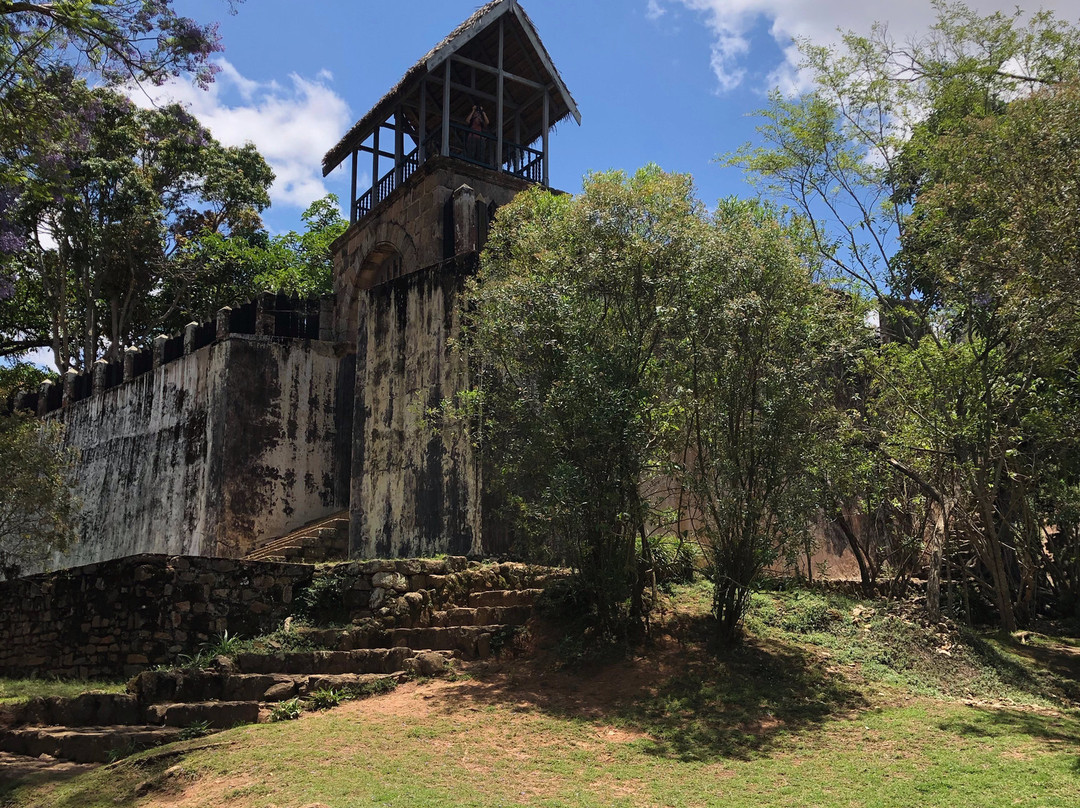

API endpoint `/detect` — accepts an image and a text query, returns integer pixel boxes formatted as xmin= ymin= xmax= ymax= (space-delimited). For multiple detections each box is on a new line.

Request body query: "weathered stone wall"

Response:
xmin=351 ymin=264 xmax=482 ymax=559
xmin=0 ymin=555 xmax=312 ymax=679
xmin=331 ymin=156 xmax=532 ymax=343
xmin=52 ymin=335 xmax=343 ymax=569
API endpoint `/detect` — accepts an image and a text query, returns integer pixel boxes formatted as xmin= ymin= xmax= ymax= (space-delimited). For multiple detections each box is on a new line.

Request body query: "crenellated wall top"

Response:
xmin=4 ymin=292 xmax=335 ymax=418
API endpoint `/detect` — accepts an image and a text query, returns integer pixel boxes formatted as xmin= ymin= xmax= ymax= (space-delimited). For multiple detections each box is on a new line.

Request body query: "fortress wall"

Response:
xmin=54 ymin=343 xmax=229 ymax=568
xmin=217 ymin=337 xmax=343 ymax=558
xmin=351 ymin=263 xmax=482 ymax=559
xmin=49 ymin=334 xmax=343 ymax=570
xmin=331 ymin=156 xmax=532 ymax=342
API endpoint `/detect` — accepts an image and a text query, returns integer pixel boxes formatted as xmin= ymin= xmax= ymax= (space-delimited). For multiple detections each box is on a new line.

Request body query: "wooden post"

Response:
xmin=496 ymin=17 xmax=505 ymax=172
xmin=419 ymin=78 xmax=427 ymax=161
xmin=442 ymin=60 xmax=451 ymax=157
xmin=92 ymin=359 xmax=108 ymax=395
xmin=37 ymin=380 xmax=52 ymax=416
xmin=61 ymin=369 xmax=78 ymax=407
xmin=542 ymin=89 xmax=550 ymax=186
xmin=183 ymin=321 xmax=199 ymax=355
xmin=350 ymin=150 xmax=358 ymax=224
xmin=372 ymin=124 xmax=380 ymax=206
xmin=395 ymin=106 xmax=404 ymax=186
xmin=152 ymin=334 xmax=167 ymax=368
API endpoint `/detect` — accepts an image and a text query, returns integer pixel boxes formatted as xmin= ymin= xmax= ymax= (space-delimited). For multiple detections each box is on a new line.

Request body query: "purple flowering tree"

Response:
xmin=4 ymin=82 xmax=272 ymax=371
xmin=0 ymin=1 xmax=232 ymax=93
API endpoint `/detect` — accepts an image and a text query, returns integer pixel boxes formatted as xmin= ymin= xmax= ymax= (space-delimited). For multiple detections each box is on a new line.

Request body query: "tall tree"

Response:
xmin=2 ymin=83 xmax=272 ymax=371
xmin=665 ymin=199 xmax=848 ymax=639
xmin=466 ymin=167 xmax=699 ymax=642
xmin=729 ymin=1 xmax=1080 ymax=628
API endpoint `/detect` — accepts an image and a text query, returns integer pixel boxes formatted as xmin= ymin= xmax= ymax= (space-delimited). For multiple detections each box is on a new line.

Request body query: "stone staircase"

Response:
xmin=0 ymin=560 xmax=557 ymax=764
xmin=243 ymin=511 xmax=350 ymax=564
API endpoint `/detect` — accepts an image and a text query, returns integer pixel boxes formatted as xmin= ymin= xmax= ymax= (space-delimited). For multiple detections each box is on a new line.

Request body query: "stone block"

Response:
xmin=372 ymin=572 xmax=408 ymax=592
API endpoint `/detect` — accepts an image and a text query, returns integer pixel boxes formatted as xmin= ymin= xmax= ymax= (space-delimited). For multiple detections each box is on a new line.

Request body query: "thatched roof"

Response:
xmin=322 ymin=0 xmax=580 ymax=177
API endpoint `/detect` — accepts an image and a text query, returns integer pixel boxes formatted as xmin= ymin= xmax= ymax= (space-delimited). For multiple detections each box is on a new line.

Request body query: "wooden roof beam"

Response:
xmin=424 ymin=73 xmax=524 ymax=111
xmin=447 ymin=53 xmax=544 ymax=91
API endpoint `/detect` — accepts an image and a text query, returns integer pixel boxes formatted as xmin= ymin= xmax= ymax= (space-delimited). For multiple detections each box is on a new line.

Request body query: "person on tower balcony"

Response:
xmin=465 ymin=104 xmax=489 ymax=165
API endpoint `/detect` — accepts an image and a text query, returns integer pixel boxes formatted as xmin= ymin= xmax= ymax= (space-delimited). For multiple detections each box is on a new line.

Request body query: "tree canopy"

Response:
xmin=729 ymin=0 xmax=1080 ymax=628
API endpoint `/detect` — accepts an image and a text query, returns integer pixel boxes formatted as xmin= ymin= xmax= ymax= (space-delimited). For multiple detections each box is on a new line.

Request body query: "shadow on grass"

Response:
xmin=936 ymin=705 xmax=1080 ymax=774
xmin=452 ymin=614 xmax=868 ymax=762
xmin=968 ymin=631 xmax=1080 ymax=705
xmin=0 ymin=759 xmax=97 ymax=806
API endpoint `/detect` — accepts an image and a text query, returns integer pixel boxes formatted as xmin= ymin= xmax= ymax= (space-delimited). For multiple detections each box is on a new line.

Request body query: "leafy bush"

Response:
xmin=306 ymin=688 xmax=343 ymax=711
xmin=178 ymin=720 xmax=212 ymax=740
xmin=644 ymin=534 xmax=697 ymax=591
xmin=269 ymin=698 xmax=302 ymax=722
xmin=295 ymin=573 xmax=348 ymax=624
xmin=200 ymin=630 xmax=243 ymax=658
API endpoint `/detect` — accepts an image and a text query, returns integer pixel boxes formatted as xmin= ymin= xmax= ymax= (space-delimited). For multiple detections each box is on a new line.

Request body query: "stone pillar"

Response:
xmin=123 ymin=347 xmax=138 ymax=382
xmin=37 ymin=380 xmax=52 ymax=416
xmin=319 ymin=297 xmax=334 ymax=342
xmin=452 ymin=184 xmax=478 ymax=257
xmin=152 ymin=334 xmax=168 ymax=369
xmin=92 ymin=359 xmax=109 ymax=395
xmin=183 ymin=321 xmax=200 ymax=355
xmin=61 ymin=369 xmax=79 ymax=407
xmin=216 ymin=307 xmax=232 ymax=341
xmin=256 ymin=292 xmax=276 ymax=337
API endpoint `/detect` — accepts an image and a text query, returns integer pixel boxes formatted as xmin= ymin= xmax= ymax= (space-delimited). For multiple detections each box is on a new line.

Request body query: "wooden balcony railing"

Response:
xmin=352 ymin=130 xmax=544 ymax=223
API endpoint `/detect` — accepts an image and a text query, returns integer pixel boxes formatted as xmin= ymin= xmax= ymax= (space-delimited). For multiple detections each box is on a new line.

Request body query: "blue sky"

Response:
xmin=155 ymin=0 xmax=1080 ymax=235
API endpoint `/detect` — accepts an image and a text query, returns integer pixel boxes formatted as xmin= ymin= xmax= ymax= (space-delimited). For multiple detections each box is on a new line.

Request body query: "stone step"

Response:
xmin=244 ymin=511 xmax=350 ymax=563
xmin=129 ymin=670 xmax=415 ymax=705
xmin=288 ymin=625 xmax=507 ymax=658
xmin=429 ymin=605 xmax=533 ymax=627
xmin=0 ymin=725 xmax=184 ymax=764
xmin=231 ymin=648 xmax=451 ymax=676
xmin=380 ymin=626 xmax=501 ymax=659
xmin=467 ymin=588 xmax=545 ymax=608
xmin=145 ymin=700 xmax=261 ymax=729
xmin=0 ymin=692 xmax=141 ymax=729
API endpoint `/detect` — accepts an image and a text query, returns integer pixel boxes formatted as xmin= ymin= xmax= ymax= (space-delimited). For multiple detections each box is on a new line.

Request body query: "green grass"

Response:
xmin=0 ymin=677 xmax=126 ymax=705
xmin=2 ymin=582 xmax=1079 ymax=807
xmin=4 ymin=695 xmax=1077 ymax=807
xmin=743 ymin=585 xmax=1080 ymax=709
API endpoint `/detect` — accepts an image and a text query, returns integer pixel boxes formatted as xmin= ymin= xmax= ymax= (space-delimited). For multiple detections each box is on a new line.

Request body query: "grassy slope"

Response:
xmin=2 ymin=583 xmax=1078 ymax=808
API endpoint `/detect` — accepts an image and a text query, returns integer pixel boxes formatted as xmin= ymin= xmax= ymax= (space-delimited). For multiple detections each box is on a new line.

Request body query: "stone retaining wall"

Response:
xmin=0 ymin=554 xmax=550 ymax=680
xmin=0 ymin=555 xmax=313 ymax=679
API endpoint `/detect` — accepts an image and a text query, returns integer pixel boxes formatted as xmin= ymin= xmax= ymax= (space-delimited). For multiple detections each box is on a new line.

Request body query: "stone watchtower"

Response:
xmin=322 ymin=0 xmax=580 ymax=560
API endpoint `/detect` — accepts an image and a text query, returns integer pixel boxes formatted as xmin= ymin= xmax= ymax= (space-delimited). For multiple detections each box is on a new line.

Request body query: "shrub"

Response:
xmin=306 ymin=688 xmax=343 ymax=711
xmin=269 ymin=698 xmax=302 ymax=722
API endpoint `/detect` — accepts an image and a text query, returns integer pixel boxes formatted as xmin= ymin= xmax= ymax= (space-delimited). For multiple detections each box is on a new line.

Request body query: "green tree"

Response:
xmin=174 ymin=194 xmax=347 ymax=311
xmin=467 ymin=169 xmax=851 ymax=642
xmin=467 ymin=167 xmax=699 ymax=642
xmin=665 ymin=199 xmax=848 ymax=639
xmin=729 ymin=1 xmax=1080 ymax=628
xmin=2 ymin=83 xmax=273 ymax=370
xmin=0 ymin=362 xmax=77 ymax=579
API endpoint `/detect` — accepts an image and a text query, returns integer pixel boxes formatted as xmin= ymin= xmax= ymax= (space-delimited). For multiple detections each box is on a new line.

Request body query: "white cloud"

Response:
xmin=128 ymin=59 xmax=352 ymax=211
xmin=650 ymin=0 xmax=1080 ymax=92
xmin=647 ymin=0 xmax=667 ymax=20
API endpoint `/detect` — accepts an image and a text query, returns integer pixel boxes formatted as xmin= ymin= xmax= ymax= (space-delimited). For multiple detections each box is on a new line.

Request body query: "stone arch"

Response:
xmin=359 ymin=241 xmax=404 ymax=288
xmin=333 ymin=219 xmax=418 ymax=345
